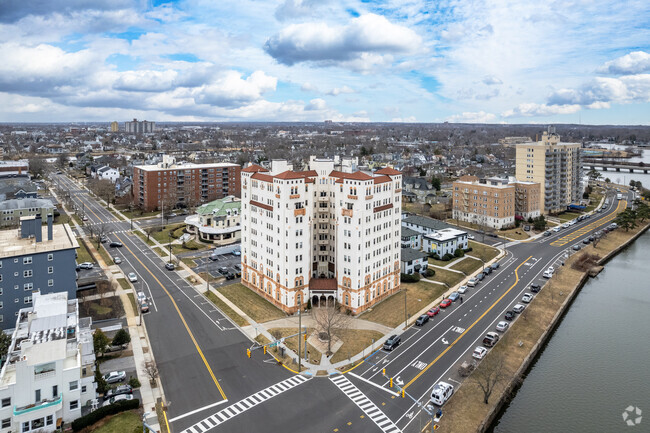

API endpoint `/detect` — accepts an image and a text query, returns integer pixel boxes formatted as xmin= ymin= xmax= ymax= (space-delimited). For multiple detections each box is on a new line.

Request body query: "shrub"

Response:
xmin=128 ymin=376 xmax=141 ymax=388
xmin=453 ymin=248 xmax=464 ymax=258
xmin=442 ymin=253 xmax=454 ymax=261
xmin=112 ymin=329 xmax=131 ymax=347
xmin=464 ymin=247 xmax=473 ymax=253
xmin=400 ymin=273 xmax=421 ymax=283
xmin=95 ymin=368 xmax=108 ymax=395
xmin=424 ymin=268 xmax=435 ymax=278
xmin=71 ymin=399 xmax=140 ymax=431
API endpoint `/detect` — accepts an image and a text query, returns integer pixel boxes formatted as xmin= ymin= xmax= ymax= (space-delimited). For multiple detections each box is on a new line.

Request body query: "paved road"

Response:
xmin=56 ymin=173 xmax=629 ymax=433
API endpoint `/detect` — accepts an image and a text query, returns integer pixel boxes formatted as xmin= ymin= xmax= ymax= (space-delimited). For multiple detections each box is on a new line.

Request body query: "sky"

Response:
xmin=0 ymin=0 xmax=649 ymax=124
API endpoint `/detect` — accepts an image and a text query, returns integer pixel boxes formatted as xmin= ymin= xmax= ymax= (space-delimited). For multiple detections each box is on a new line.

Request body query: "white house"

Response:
xmin=0 ymin=292 xmax=96 ymax=433
xmin=401 ymin=227 xmax=422 ymax=250
xmin=423 ymin=228 xmax=468 ymax=258
xmin=94 ymin=166 xmax=119 ymax=183
xmin=400 ymin=248 xmax=428 ymax=275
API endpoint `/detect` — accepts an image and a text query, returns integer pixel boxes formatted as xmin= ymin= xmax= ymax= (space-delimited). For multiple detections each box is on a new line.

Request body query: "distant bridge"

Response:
xmin=584 ymin=159 xmax=649 ymax=174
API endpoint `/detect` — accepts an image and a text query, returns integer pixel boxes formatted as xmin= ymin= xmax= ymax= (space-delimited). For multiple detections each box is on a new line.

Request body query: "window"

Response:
xmin=23 ymin=270 xmax=33 ymax=278
xmin=22 ymin=421 xmax=29 ymax=433
xmin=1 ymin=398 xmax=9 ymax=408
xmin=24 ymin=296 xmax=32 ymax=304
xmin=81 ymin=385 xmax=87 ymax=393
xmin=48 ymin=279 xmax=54 ymax=287
xmin=24 ymin=283 xmax=33 ymax=291
xmin=24 ymin=257 xmax=33 ymax=264
xmin=35 ymin=389 xmax=41 ymax=403
xmin=46 ymin=415 xmax=53 ymax=426
xmin=2 ymin=419 xmax=10 ymax=428
xmin=53 ymin=385 xmax=58 ymax=398
xmin=48 ymin=266 xmax=53 ymax=274
xmin=69 ymin=380 xmax=78 ymax=391
xmin=69 ymin=400 xmax=79 ymax=410
xmin=47 ymin=254 xmax=53 ymax=261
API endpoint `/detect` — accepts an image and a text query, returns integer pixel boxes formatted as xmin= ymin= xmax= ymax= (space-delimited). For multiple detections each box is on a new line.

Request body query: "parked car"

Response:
xmin=225 ymin=272 xmax=235 ymax=280
xmin=530 ymin=283 xmax=541 ymax=293
xmin=104 ymin=384 xmax=133 ymax=400
xmin=472 ymin=346 xmax=488 ymax=360
xmin=234 ymin=264 xmax=242 ymax=271
xmin=100 ymin=235 xmax=108 ymax=243
xmin=523 ymin=225 xmax=531 ymax=231
xmin=482 ymin=332 xmax=500 ymax=347
xmin=233 ymin=251 xmax=241 ymax=256
xmin=440 ymin=299 xmax=452 ymax=308
xmin=512 ymin=304 xmax=526 ymax=313
xmin=430 ymin=382 xmax=454 ymax=406
xmin=103 ymin=371 xmax=126 ymax=384
xmin=136 ymin=291 xmax=146 ymax=304
xmin=234 ymin=270 xmax=242 ymax=278
xmin=476 ymin=272 xmax=485 ymax=281
xmin=547 ymin=266 xmax=555 ymax=273
xmin=457 ymin=285 xmax=468 ymax=294
xmin=484 ymin=267 xmax=492 ymax=275
xmin=113 ymin=256 xmax=122 ymax=264
xmin=82 ymin=215 xmax=89 ymax=222
xmin=490 ymin=262 xmax=500 ymax=270
xmin=109 ymin=241 xmax=123 ymax=248
xmin=128 ymin=272 xmax=138 ymax=282
xmin=448 ymin=292 xmax=460 ymax=302
xmin=218 ymin=266 xmax=229 ymax=274
xmin=104 ymin=394 xmax=134 ymax=407
xmin=543 ymin=270 xmax=553 ymax=279
xmin=426 ymin=307 xmax=440 ymax=317
xmin=504 ymin=311 xmax=516 ymax=321
xmin=522 ymin=293 xmax=534 ymax=303
xmin=78 ymin=262 xmax=94 ymax=270
xmin=415 ymin=315 xmax=429 ymax=326
xmin=496 ymin=321 xmax=510 ymax=332
xmin=552 ymin=226 xmax=561 ymax=232
xmin=383 ymin=335 xmax=401 ymax=351
xmin=165 ymin=262 xmax=175 ymax=270
xmin=573 ymin=244 xmax=582 ymax=251
xmin=468 ymin=234 xmax=475 ymax=240
xmin=543 ymin=231 xmax=552 ymax=236
xmin=467 ymin=278 xmax=479 ymax=287
xmin=140 ymin=301 xmax=150 ymax=313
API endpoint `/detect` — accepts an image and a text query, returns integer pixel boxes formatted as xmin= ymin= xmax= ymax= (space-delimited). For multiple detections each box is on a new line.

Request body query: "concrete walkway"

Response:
xmin=247 ymin=315 xmax=394 ymax=335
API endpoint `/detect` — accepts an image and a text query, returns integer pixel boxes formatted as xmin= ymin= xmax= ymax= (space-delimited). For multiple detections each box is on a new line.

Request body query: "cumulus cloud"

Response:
xmin=305 ymin=98 xmax=327 ymax=110
xmin=327 ymin=85 xmax=355 ymax=96
xmin=501 ymin=103 xmax=581 ymax=118
xmin=0 ymin=0 xmax=133 ymax=23
xmin=113 ymin=70 xmax=179 ymax=92
xmin=390 ymin=116 xmax=417 ymax=122
xmin=598 ymin=51 xmax=650 ymax=75
xmin=300 ymin=82 xmax=319 ymax=92
xmin=264 ymin=14 xmax=421 ymax=70
xmin=548 ymin=75 xmax=650 ymax=106
xmin=482 ymin=75 xmax=502 ymax=85
xmin=446 ymin=111 xmax=497 ymax=123
xmin=196 ymin=70 xmax=277 ymax=108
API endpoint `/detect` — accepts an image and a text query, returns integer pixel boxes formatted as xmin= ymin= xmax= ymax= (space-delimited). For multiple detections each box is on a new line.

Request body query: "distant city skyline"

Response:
xmin=0 ymin=1 xmax=648 ymax=125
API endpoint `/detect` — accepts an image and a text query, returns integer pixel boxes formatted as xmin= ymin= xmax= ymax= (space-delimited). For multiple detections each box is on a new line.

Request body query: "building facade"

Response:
xmin=93 ymin=166 xmax=119 ymax=183
xmin=0 ymin=291 xmax=96 ymax=433
xmin=511 ymin=180 xmax=541 ymax=220
xmin=0 ymin=160 xmax=29 ymax=179
xmin=452 ymin=176 xmax=515 ymax=229
xmin=400 ymin=248 xmax=428 ymax=275
xmin=124 ymin=118 xmax=155 ymax=134
xmin=109 ymin=121 xmax=118 ymax=132
xmin=0 ymin=199 xmax=55 ymax=228
xmin=0 ymin=216 xmax=78 ymax=328
xmin=515 ymin=127 xmax=582 ymax=214
xmin=400 ymin=227 xmax=421 ymax=250
xmin=240 ymin=157 xmax=402 ymax=314
xmin=133 ymin=155 xmax=241 ymax=211
xmin=184 ymin=196 xmax=241 ymax=245
xmin=422 ymin=228 xmax=468 ymax=257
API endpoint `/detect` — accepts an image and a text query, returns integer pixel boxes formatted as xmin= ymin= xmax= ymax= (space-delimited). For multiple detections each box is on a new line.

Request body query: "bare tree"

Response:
xmin=468 ymin=355 xmax=509 ymax=404
xmin=142 ymin=361 xmax=159 ymax=384
xmin=88 ymin=178 xmax=116 ymax=206
xmin=312 ymin=305 xmax=351 ymax=355
xmin=29 ymin=157 xmax=47 ymax=179
xmin=92 ymin=222 xmax=109 ymax=248
xmin=145 ymin=226 xmax=157 ymax=242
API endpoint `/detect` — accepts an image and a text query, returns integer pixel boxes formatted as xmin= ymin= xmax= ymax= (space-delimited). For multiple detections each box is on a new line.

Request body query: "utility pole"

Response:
xmin=404 ymin=289 xmax=408 ymax=328
xmin=168 ymin=235 xmax=172 ymax=264
xmin=298 ymin=296 xmax=302 ymax=372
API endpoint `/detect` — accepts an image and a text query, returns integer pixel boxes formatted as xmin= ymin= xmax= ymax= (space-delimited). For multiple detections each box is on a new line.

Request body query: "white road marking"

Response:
xmin=349 ymin=372 xmax=399 ymax=396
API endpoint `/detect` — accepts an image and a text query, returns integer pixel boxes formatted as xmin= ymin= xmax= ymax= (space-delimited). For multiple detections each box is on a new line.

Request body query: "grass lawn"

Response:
xmin=117 ymin=278 xmax=131 ymax=291
xmin=71 ymin=213 xmax=83 ymax=225
xmin=90 ymin=303 xmax=112 ymax=316
xmin=584 ymin=191 xmax=604 ymax=213
xmin=266 ymin=327 xmax=321 ymax=365
xmin=330 ymin=329 xmax=384 ymax=364
xmin=217 ymin=283 xmax=286 ymax=323
xmin=151 ymin=223 xmax=185 ymax=244
xmin=431 ymin=267 xmax=464 ymax=287
xmin=450 ymin=257 xmax=484 ymax=275
xmin=205 ymin=291 xmax=248 ymax=327
xmin=119 ymin=209 xmax=160 ymax=219
xmin=126 ymin=292 xmax=138 ymax=314
xmin=170 ymin=240 xmax=210 ymax=254
xmin=75 ymin=238 xmax=94 ymax=263
xmin=181 ymin=257 xmax=197 ymax=267
xmin=109 ymin=209 xmax=125 ymax=221
xmin=362 ymin=281 xmax=447 ymax=328
xmin=498 ymin=227 xmax=530 ymax=240
xmin=557 ymin=211 xmax=582 ymax=222
xmin=468 ymin=241 xmax=499 ymax=263
xmin=97 ymin=244 xmax=113 ymax=265
xmin=134 ymin=230 xmax=156 ymax=246
xmin=428 ymin=256 xmax=459 ymax=267
xmin=92 ymin=410 xmax=141 ymax=433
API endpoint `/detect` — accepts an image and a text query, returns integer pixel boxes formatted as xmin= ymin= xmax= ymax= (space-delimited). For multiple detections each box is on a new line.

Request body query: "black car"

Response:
xmin=415 ymin=314 xmax=429 ymax=326
xmin=477 ymin=272 xmax=485 ymax=281
xmin=504 ymin=311 xmax=516 ymax=321
xmin=234 ymin=264 xmax=241 ymax=271
xmin=582 ymin=238 xmax=591 ymax=244
xmin=104 ymin=384 xmax=133 ymax=400
xmin=225 ymin=272 xmax=235 ymax=280
xmin=491 ymin=262 xmax=500 ymax=270
xmin=383 ymin=334 xmax=401 ymax=351
xmin=109 ymin=242 xmax=123 ymax=248
xmin=484 ymin=267 xmax=492 ymax=275
xmin=530 ymin=283 xmax=541 ymax=293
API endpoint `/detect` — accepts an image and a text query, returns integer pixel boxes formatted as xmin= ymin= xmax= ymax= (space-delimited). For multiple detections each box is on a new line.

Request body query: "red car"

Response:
xmin=440 ymin=299 xmax=452 ymax=308
xmin=427 ymin=307 xmax=440 ymax=317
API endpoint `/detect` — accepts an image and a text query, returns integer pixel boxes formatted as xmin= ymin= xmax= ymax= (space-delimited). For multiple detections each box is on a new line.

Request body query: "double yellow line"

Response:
xmin=551 ymin=199 xmax=626 ymax=247
xmin=115 ymin=234 xmax=227 ymax=401
xmin=403 ymin=256 xmax=532 ymax=390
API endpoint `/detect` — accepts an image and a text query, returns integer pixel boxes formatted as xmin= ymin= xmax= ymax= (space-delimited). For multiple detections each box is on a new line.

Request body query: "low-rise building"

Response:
xmin=400 ymin=248 xmax=428 ymax=275
xmin=452 ymin=176 xmax=515 ymax=229
xmin=511 ymin=180 xmax=541 ymax=221
xmin=93 ymin=166 xmax=119 ymax=183
xmin=401 ymin=215 xmax=453 ymax=235
xmin=0 ymin=160 xmax=29 ymax=179
xmin=0 ymin=198 xmax=55 ymax=228
xmin=401 ymin=227 xmax=421 ymax=249
xmin=0 ymin=216 xmax=78 ymax=328
xmin=423 ymin=228 xmax=468 ymax=258
xmin=0 ymin=291 xmax=96 ymax=433
xmin=184 ymin=196 xmax=241 ymax=245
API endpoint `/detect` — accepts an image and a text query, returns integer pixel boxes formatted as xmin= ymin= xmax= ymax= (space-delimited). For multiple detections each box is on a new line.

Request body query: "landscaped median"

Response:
xmin=439 ymin=221 xmax=650 ymax=433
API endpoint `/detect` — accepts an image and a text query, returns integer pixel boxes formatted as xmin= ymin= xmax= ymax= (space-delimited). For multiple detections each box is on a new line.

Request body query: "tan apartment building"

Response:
xmin=511 ymin=180 xmax=541 ymax=220
xmin=110 ymin=121 xmax=118 ymax=132
xmin=452 ymin=176 xmax=515 ymax=229
xmin=515 ymin=127 xmax=582 ymax=214
xmin=133 ymin=155 xmax=240 ymax=211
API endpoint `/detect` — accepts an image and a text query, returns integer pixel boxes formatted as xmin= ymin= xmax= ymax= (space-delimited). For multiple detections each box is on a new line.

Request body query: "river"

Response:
xmin=593 ymin=143 xmax=650 ymax=187
xmin=489 ymin=230 xmax=650 ymax=432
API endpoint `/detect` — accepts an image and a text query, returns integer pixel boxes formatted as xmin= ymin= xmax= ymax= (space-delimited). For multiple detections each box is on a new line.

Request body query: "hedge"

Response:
xmin=400 ymin=273 xmax=421 ymax=283
xmin=71 ymin=399 xmax=140 ymax=431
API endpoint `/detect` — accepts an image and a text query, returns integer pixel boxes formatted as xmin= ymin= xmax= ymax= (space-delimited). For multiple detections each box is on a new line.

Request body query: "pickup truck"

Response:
xmin=482 ymin=332 xmax=500 ymax=347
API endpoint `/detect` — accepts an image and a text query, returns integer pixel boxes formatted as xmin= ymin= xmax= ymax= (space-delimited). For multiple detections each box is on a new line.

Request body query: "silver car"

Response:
xmin=496 ymin=321 xmax=509 ymax=332
xmin=513 ymin=303 xmax=526 ymax=313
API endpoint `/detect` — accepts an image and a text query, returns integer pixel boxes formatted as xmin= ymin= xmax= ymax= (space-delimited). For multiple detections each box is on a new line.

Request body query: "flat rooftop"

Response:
xmin=0 ymin=223 xmax=78 ymax=259
xmin=134 ymin=162 xmax=238 ymax=172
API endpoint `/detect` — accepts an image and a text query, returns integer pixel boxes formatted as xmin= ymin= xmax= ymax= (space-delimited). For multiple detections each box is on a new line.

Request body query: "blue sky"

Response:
xmin=0 ymin=0 xmax=648 ymax=123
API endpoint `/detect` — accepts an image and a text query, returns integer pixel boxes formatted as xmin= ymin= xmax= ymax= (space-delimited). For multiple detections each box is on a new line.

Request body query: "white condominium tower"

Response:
xmin=241 ymin=156 xmax=402 ymax=314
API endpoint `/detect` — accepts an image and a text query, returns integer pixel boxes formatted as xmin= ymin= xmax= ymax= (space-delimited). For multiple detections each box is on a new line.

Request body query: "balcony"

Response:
xmin=318 ymin=239 xmax=329 ymax=245
xmin=290 ymin=194 xmax=300 ymax=199
xmin=14 ymin=394 xmax=62 ymax=416
xmin=275 ymin=194 xmax=280 ymax=198
xmin=365 ymin=195 xmax=373 ymax=200
xmin=341 ymin=208 xmax=353 ymax=217
xmin=294 ymin=208 xmax=306 ymax=216
xmin=347 ymin=195 xmax=357 ymax=200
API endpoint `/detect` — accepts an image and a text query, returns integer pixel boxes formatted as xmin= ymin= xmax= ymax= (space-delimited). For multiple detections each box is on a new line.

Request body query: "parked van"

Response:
xmin=430 ymin=381 xmax=454 ymax=406
xmin=617 ymin=193 xmax=623 ymax=200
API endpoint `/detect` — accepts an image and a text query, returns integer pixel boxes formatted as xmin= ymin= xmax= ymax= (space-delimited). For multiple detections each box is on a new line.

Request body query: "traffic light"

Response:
xmin=401 ymin=390 xmax=405 ymax=398
xmin=304 ymin=332 xmax=307 ymax=341
xmin=433 ymin=425 xmax=439 ymax=430
xmin=389 ymin=378 xmax=393 ymax=388
xmin=246 ymin=349 xmax=251 ymax=358
xmin=382 ymin=368 xmax=386 ymax=376
xmin=263 ymin=346 xmax=267 ymax=355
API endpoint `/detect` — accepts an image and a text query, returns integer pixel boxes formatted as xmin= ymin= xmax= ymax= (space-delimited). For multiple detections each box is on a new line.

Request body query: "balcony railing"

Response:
xmin=14 ymin=394 xmax=62 ymax=416
xmin=341 ymin=208 xmax=353 ymax=217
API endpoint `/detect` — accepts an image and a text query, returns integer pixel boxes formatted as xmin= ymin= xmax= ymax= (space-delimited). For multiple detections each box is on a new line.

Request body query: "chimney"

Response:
xmin=34 ymin=215 xmax=42 ymax=243
xmin=47 ymin=214 xmax=53 ymax=241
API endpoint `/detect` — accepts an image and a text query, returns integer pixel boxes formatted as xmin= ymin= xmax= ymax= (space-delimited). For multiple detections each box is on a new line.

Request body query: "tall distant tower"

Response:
xmin=110 ymin=121 xmax=119 ymax=132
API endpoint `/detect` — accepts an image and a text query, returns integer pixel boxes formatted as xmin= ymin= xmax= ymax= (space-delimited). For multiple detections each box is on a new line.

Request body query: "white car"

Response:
xmin=496 ymin=321 xmax=509 ymax=332
xmin=468 ymin=234 xmax=475 ymax=240
xmin=104 ymin=394 xmax=134 ymax=407
xmin=472 ymin=346 xmax=488 ymax=360
xmin=552 ymin=226 xmax=561 ymax=232
xmin=522 ymin=293 xmax=534 ymax=303
xmin=467 ymin=278 xmax=479 ymax=287
xmin=430 ymin=381 xmax=454 ymax=406
xmin=113 ymin=257 xmax=122 ymax=264
xmin=561 ymin=223 xmax=570 ymax=229
xmin=543 ymin=271 xmax=553 ymax=278
xmin=547 ymin=266 xmax=555 ymax=273
xmin=136 ymin=291 xmax=147 ymax=303
xmin=568 ymin=220 xmax=576 ymax=226
xmin=457 ymin=285 xmax=468 ymax=294
xmin=128 ymin=272 xmax=138 ymax=282
xmin=513 ymin=303 xmax=526 ymax=313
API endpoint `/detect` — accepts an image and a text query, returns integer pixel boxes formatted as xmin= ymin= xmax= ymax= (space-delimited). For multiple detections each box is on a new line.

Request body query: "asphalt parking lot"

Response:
xmin=192 ymin=253 xmax=241 ymax=280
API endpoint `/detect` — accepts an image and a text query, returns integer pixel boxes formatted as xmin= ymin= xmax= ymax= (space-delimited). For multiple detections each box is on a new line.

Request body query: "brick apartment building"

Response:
xmin=133 ymin=155 xmax=241 ymax=211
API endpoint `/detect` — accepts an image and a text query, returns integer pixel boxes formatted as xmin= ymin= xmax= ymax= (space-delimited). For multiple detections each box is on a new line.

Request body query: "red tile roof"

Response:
xmin=373 ymin=175 xmax=392 ymax=184
xmin=251 ymin=173 xmax=274 ymax=182
xmin=242 ymin=164 xmax=269 ymax=173
xmin=375 ymin=167 xmax=401 ymax=175
xmin=329 ymin=170 xmax=373 ymax=181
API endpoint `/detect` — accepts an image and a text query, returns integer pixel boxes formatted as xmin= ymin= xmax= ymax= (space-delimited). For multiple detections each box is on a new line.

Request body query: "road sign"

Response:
xmin=269 ymin=342 xmax=278 ymax=348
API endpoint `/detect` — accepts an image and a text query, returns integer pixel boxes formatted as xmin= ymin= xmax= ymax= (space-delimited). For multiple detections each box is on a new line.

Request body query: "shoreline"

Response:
xmin=440 ymin=221 xmax=650 ymax=433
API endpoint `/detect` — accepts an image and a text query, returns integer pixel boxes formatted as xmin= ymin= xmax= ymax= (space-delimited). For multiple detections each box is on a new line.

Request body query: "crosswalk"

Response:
xmin=180 ymin=375 xmax=310 ymax=433
xmin=330 ymin=375 xmax=401 ymax=433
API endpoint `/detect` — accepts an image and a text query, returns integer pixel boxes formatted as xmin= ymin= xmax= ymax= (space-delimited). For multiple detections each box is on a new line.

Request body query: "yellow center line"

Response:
xmin=114 ymin=233 xmax=227 ymax=401
xmin=403 ymin=256 xmax=533 ymax=390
